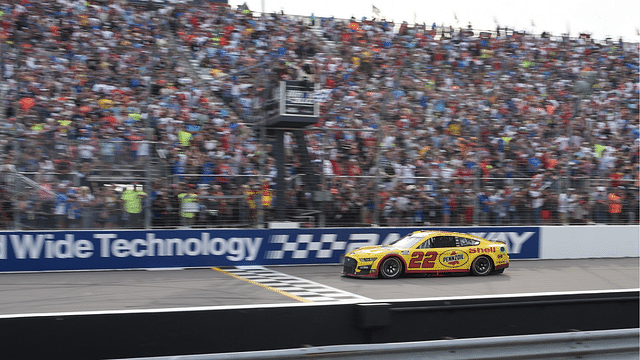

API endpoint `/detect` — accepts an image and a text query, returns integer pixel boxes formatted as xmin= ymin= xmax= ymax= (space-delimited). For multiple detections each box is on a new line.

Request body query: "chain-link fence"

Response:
xmin=1 ymin=131 xmax=637 ymax=231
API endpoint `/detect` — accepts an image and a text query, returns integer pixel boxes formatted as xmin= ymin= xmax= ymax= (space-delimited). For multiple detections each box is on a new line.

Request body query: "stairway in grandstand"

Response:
xmin=305 ymin=18 xmax=340 ymax=56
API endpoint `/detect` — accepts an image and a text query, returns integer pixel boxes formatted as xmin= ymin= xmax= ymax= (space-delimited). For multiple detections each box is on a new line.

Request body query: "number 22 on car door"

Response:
xmin=408 ymin=239 xmax=439 ymax=270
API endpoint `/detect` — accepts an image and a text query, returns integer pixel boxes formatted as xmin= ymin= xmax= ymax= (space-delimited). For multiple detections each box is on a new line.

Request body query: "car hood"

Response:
xmin=349 ymin=245 xmax=403 ymax=257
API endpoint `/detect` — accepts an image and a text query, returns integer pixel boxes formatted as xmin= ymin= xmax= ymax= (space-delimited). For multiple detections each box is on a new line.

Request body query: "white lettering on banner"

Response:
xmin=345 ymin=234 xmax=379 ymax=254
xmin=0 ymin=232 xmax=263 ymax=261
xmin=94 ymin=233 xmax=262 ymax=261
xmin=74 ymin=239 xmax=93 ymax=258
xmin=147 ymin=233 xmax=165 ymax=256
xmin=10 ymin=234 xmax=46 ymax=259
xmin=112 ymin=239 xmax=130 ymax=257
xmin=96 ymin=233 xmax=117 ymax=257
xmin=381 ymin=233 xmax=402 ymax=246
xmin=130 ymin=238 xmax=146 ymax=257
xmin=470 ymin=232 xmax=535 ymax=254
xmin=184 ymin=238 xmax=202 ymax=256
xmin=267 ymin=234 xmax=347 ymax=259
xmin=8 ymin=234 xmax=94 ymax=259
xmin=210 ymin=237 xmax=227 ymax=256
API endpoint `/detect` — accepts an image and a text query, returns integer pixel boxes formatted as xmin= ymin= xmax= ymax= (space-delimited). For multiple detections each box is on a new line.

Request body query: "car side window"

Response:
xmin=457 ymin=237 xmax=480 ymax=247
xmin=417 ymin=239 xmax=432 ymax=249
xmin=431 ymin=236 xmax=456 ymax=248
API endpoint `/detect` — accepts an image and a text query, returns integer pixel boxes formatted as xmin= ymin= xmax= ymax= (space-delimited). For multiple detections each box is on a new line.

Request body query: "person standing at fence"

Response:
xmin=607 ymin=186 xmax=624 ymax=224
xmin=477 ymin=191 xmax=490 ymax=225
xmin=558 ymin=189 xmax=570 ymax=225
xmin=461 ymin=189 xmax=475 ymax=225
xmin=54 ymin=183 xmax=69 ymax=229
xmin=440 ymin=189 xmax=452 ymax=226
xmin=77 ymin=186 xmax=96 ymax=229
xmin=528 ymin=184 xmax=543 ymax=224
xmin=152 ymin=190 xmax=169 ymax=228
xmin=66 ymin=187 xmax=81 ymax=229
xmin=591 ymin=186 xmax=608 ymax=224
xmin=178 ymin=184 xmax=199 ymax=227
xmin=627 ymin=188 xmax=639 ymax=224
xmin=105 ymin=187 xmax=122 ymax=228
xmin=121 ymin=184 xmax=147 ymax=228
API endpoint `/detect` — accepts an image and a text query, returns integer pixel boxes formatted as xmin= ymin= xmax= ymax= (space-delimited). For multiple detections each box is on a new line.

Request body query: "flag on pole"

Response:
xmin=372 ymin=5 xmax=380 ymax=15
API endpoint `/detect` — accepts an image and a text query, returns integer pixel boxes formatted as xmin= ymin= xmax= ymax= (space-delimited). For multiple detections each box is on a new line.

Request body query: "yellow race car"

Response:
xmin=342 ymin=230 xmax=509 ymax=279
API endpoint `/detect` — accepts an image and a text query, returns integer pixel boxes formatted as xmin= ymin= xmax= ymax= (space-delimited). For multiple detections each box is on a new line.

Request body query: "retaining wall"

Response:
xmin=1 ymin=225 xmax=638 ymax=272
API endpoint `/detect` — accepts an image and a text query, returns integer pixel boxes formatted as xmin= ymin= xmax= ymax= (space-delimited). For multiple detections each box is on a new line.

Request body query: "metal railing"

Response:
xmin=2 ymin=162 xmax=637 ymax=230
xmin=116 ymin=328 xmax=640 ymax=360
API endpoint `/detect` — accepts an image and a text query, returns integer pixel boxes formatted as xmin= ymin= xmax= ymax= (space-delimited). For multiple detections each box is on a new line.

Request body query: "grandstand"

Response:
xmin=0 ymin=0 xmax=637 ymax=230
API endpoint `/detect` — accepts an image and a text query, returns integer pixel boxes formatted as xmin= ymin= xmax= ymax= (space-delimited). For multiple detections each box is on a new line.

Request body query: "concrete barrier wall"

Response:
xmin=540 ymin=226 xmax=640 ymax=259
xmin=0 ymin=225 xmax=638 ymax=272
xmin=1 ymin=290 xmax=637 ymax=360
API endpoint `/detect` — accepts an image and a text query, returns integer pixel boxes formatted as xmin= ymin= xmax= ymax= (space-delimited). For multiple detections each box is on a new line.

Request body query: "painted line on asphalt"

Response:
xmin=212 ymin=267 xmax=313 ymax=303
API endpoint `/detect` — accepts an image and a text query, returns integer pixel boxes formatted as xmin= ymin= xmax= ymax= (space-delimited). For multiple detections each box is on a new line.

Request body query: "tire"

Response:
xmin=380 ymin=257 xmax=403 ymax=279
xmin=470 ymin=256 xmax=493 ymax=276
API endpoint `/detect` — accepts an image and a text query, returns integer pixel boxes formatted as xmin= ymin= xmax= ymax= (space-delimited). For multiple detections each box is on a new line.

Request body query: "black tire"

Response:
xmin=470 ymin=256 xmax=493 ymax=276
xmin=380 ymin=257 xmax=403 ymax=279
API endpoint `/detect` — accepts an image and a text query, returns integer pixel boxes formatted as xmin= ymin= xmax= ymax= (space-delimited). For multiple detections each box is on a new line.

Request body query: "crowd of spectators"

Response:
xmin=0 ymin=0 xmax=638 ymax=230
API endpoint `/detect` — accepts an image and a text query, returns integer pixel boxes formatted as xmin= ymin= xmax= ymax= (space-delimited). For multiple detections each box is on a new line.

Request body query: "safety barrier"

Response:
xmin=1 ymin=225 xmax=638 ymax=272
xmin=1 ymin=289 xmax=637 ymax=360
xmin=119 ymin=328 xmax=640 ymax=360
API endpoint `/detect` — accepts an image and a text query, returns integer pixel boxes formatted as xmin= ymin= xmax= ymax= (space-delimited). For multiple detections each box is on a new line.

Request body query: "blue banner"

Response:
xmin=0 ymin=227 xmax=539 ymax=272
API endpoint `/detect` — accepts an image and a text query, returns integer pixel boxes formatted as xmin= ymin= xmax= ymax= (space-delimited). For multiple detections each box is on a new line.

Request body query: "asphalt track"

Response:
xmin=0 ymin=258 xmax=638 ymax=316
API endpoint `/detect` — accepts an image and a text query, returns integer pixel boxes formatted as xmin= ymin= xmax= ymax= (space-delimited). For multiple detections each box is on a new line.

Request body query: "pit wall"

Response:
xmin=0 ymin=226 xmax=638 ymax=272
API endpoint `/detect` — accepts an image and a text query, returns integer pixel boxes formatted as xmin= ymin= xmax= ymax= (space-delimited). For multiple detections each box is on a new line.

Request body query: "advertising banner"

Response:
xmin=0 ymin=227 xmax=539 ymax=272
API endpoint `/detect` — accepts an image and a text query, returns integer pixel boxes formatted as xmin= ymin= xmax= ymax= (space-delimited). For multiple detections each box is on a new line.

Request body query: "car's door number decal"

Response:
xmin=409 ymin=251 xmax=438 ymax=268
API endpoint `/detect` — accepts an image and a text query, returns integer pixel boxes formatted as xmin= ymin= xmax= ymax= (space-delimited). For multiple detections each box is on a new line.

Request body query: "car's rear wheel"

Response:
xmin=470 ymin=256 xmax=493 ymax=276
xmin=380 ymin=257 xmax=403 ymax=279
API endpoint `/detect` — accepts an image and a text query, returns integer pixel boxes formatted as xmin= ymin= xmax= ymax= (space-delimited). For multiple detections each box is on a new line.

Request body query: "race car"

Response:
xmin=342 ymin=230 xmax=509 ymax=279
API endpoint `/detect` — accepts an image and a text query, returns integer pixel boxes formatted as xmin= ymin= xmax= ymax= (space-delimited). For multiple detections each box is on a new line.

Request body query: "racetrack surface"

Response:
xmin=0 ymin=258 xmax=637 ymax=316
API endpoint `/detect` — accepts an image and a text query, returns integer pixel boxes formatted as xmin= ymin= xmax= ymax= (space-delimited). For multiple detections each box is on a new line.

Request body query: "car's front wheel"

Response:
xmin=380 ymin=257 xmax=403 ymax=279
xmin=470 ymin=256 xmax=493 ymax=276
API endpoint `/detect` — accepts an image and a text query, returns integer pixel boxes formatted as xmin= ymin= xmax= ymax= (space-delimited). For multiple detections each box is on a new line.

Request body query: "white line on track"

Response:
xmin=221 ymin=266 xmax=372 ymax=303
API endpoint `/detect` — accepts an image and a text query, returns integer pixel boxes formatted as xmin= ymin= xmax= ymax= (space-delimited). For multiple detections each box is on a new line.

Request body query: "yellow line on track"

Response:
xmin=212 ymin=267 xmax=313 ymax=303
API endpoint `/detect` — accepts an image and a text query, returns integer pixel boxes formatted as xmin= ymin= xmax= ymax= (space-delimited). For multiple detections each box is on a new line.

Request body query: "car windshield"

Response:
xmin=388 ymin=232 xmax=429 ymax=249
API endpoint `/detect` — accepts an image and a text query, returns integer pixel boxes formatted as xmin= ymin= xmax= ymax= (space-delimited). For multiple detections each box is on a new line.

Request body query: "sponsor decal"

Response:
xmin=0 ymin=233 xmax=262 ymax=261
xmin=469 ymin=247 xmax=496 ymax=254
xmin=439 ymin=250 xmax=469 ymax=268
xmin=468 ymin=231 xmax=535 ymax=254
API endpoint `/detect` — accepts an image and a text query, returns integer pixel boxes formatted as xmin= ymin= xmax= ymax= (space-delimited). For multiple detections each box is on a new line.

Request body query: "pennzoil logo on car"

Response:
xmin=439 ymin=250 xmax=469 ymax=268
